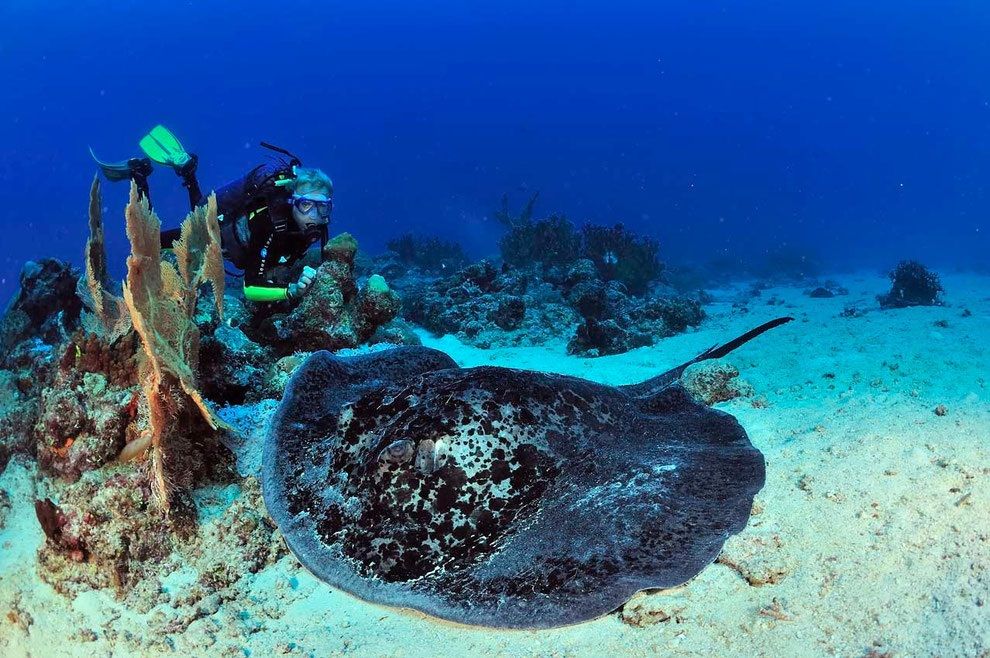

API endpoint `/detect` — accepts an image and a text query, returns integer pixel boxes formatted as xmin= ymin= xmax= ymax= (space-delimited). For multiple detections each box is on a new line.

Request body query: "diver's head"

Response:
xmin=288 ymin=167 xmax=334 ymax=238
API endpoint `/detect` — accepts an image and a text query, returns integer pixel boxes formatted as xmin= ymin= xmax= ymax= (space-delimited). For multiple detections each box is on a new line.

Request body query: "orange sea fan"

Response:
xmin=121 ymin=182 xmax=228 ymax=511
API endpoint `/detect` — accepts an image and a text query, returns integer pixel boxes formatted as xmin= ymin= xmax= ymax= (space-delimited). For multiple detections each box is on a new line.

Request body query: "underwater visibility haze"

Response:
xmin=0 ymin=1 xmax=988 ymax=657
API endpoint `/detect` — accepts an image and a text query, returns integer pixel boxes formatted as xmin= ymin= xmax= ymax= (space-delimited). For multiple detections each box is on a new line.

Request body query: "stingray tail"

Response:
xmin=690 ymin=316 xmax=794 ymax=364
xmin=622 ymin=316 xmax=794 ymax=399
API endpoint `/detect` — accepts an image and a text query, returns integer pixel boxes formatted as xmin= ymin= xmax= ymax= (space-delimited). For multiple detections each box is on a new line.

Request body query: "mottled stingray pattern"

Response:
xmin=262 ymin=319 xmax=791 ymax=629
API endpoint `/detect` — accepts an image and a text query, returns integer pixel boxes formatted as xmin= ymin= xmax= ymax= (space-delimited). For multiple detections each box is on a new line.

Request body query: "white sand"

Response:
xmin=1 ymin=272 xmax=987 ymax=657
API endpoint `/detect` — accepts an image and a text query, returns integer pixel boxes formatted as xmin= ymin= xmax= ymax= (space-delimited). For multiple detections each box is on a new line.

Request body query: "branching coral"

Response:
xmin=121 ymin=183 xmax=227 ymax=510
xmin=581 ymin=223 xmax=662 ymax=296
xmin=877 ymin=260 xmax=944 ymax=309
xmin=497 ymin=194 xmax=581 ymax=268
xmin=495 ymin=191 xmax=539 ymax=228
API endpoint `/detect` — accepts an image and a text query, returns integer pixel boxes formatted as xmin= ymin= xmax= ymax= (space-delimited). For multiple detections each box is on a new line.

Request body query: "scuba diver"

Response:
xmin=90 ymin=125 xmax=333 ymax=302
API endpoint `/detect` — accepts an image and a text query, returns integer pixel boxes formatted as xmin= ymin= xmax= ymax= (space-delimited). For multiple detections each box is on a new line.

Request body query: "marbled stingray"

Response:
xmin=262 ymin=318 xmax=791 ymax=629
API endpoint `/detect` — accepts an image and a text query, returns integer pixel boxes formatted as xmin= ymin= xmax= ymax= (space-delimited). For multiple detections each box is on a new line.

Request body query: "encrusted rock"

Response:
xmin=199 ymin=324 xmax=274 ymax=405
xmin=568 ymin=317 xmax=650 ymax=357
xmin=267 ymin=234 xmax=401 ymax=353
xmin=60 ymin=331 xmax=138 ymax=389
xmin=36 ymin=469 xmax=174 ymax=597
xmin=681 ymin=360 xmax=754 ymax=405
xmin=264 ymin=353 xmax=311 ymax=398
xmin=0 ymin=259 xmax=82 ymax=352
xmin=34 ymin=369 xmax=138 ymax=481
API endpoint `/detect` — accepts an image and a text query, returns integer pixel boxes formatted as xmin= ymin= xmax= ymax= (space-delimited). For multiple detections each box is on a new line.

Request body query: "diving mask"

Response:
xmin=291 ymin=193 xmax=333 ymax=221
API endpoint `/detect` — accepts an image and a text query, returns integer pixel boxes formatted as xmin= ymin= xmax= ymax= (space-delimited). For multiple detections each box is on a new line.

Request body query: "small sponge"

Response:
xmin=366 ymin=274 xmax=390 ymax=294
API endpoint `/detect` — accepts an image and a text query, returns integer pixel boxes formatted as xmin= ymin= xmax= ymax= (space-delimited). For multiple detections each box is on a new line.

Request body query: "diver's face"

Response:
xmin=291 ymin=186 xmax=332 ymax=237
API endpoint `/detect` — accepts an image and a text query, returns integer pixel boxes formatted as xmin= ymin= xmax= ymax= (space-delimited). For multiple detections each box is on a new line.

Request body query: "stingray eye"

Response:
xmin=380 ymin=439 xmax=415 ymax=465
xmin=415 ymin=439 xmax=449 ymax=474
xmin=415 ymin=439 xmax=436 ymax=473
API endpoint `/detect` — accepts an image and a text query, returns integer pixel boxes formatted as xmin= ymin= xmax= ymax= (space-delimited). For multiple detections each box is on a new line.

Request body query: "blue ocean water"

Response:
xmin=1 ymin=1 xmax=988 ymax=303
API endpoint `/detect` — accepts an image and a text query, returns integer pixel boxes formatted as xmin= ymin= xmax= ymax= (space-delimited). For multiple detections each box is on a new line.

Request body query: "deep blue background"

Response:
xmin=2 ymin=1 xmax=988 ymax=304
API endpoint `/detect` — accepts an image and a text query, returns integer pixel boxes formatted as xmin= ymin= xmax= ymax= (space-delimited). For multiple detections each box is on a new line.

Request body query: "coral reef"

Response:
xmin=568 ymin=317 xmax=652 ymax=356
xmin=632 ymin=296 xmax=706 ymax=333
xmin=386 ymin=196 xmax=693 ymax=355
xmin=0 ymin=258 xmax=83 ymax=468
xmin=33 ymin=473 xmax=278 ymax=604
xmin=495 ymin=195 xmax=663 ymax=295
xmin=60 ymin=331 xmax=139 ymax=389
xmin=405 ymin=259 xmax=578 ymax=348
xmin=0 ymin=175 xmax=283 ymax=622
xmin=877 ymin=260 xmax=944 ymax=309
xmin=404 ymin=253 xmax=702 ymax=355
xmin=7 ymin=177 xmax=231 ymax=517
xmin=0 ymin=365 xmax=42 ymax=470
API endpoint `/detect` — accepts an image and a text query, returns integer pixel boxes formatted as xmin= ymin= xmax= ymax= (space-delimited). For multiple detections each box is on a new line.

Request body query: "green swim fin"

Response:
xmin=139 ymin=124 xmax=191 ymax=169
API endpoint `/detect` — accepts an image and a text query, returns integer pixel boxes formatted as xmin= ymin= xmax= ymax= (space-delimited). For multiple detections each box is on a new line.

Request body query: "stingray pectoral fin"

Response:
xmin=622 ymin=316 xmax=793 ymax=399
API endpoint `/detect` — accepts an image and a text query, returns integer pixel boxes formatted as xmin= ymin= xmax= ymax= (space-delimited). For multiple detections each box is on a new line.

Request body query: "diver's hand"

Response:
xmin=287 ymin=266 xmax=318 ymax=300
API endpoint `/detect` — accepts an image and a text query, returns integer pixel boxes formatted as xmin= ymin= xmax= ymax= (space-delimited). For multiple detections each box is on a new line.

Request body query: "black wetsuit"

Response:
xmin=159 ymin=159 xmax=323 ymax=302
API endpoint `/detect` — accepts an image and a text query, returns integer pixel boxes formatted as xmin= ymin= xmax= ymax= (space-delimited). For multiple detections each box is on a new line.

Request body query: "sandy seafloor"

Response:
xmin=1 ymin=271 xmax=988 ymax=657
